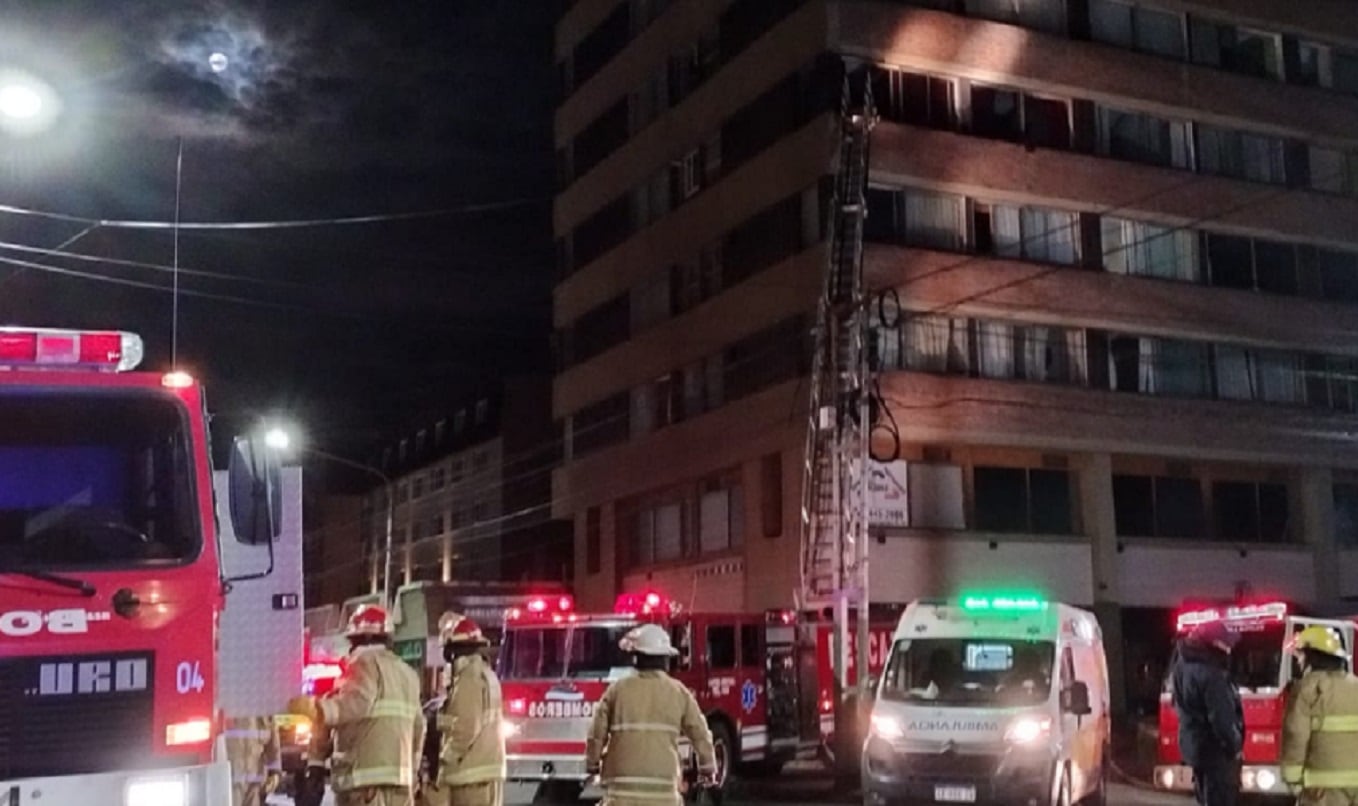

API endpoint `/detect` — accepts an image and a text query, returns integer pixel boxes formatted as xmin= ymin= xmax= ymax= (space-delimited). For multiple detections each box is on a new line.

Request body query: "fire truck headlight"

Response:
xmin=869 ymin=714 xmax=904 ymax=742
xmin=1255 ymin=769 xmax=1278 ymax=791
xmin=125 ymin=775 xmax=188 ymax=806
xmin=501 ymin=720 xmax=521 ymax=740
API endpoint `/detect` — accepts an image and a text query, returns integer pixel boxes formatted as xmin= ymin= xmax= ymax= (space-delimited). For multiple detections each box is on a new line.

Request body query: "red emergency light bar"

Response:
xmin=0 ymin=327 xmax=143 ymax=372
xmin=1176 ymin=601 xmax=1287 ymax=632
xmin=507 ymin=594 xmax=575 ymax=622
xmin=614 ymin=590 xmax=671 ymax=617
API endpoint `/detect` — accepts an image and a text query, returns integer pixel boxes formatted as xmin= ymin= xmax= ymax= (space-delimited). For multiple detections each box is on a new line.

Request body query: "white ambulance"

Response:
xmin=862 ymin=595 xmax=1111 ymax=806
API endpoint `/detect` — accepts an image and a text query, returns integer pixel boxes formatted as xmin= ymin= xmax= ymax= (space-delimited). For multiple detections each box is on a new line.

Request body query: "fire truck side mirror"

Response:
xmin=229 ymin=434 xmax=283 ymax=545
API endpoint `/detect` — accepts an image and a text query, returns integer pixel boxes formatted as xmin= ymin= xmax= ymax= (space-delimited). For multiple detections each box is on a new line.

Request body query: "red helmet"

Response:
xmin=347 ymin=604 xmax=391 ymax=638
xmin=439 ymin=611 xmax=488 ymax=646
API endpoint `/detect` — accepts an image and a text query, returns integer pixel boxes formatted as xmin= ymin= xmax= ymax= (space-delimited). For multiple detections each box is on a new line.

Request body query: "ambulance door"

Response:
xmin=764 ymin=618 xmax=800 ymax=747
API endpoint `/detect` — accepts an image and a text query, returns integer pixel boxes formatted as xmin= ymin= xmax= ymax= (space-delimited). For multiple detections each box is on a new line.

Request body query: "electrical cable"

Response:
xmin=0 ymin=238 xmax=306 ymax=288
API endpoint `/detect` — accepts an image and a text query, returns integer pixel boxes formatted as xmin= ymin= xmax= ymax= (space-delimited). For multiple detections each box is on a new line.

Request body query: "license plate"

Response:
xmin=934 ymin=785 xmax=977 ymax=803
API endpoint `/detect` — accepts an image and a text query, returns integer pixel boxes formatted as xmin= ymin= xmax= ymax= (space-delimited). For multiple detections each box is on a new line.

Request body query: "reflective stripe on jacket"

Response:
xmin=1282 ymin=670 xmax=1358 ymax=789
xmin=585 ymin=670 xmax=716 ymax=805
xmin=319 ymin=645 xmax=426 ymax=791
xmin=224 ymin=715 xmax=281 ymax=783
xmin=438 ymin=654 xmax=507 ymax=787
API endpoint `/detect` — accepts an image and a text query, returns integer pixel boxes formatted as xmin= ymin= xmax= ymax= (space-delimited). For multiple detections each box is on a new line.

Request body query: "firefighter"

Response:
xmin=1281 ymin=625 xmax=1358 ymax=805
xmin=288 ymin=604 xmax=425 ymax=806
xmin=423 ymin=611 xmax=506 ymax=806
xmin=223 ymin=714 xmax=281 ymax=806
xmin=586 ymin=624 xmax=718 ymax=806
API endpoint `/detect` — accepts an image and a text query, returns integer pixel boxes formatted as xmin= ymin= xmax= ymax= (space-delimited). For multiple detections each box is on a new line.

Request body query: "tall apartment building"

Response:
xmin=552 ymin=0 xmax=1358 ymax=712
xmin=352 ymin=376 xmax=572 ymax=597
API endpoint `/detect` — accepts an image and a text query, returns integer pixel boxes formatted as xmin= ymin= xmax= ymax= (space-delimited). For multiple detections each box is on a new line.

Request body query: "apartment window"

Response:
xmin=901 ymin=315 xmax=972 ymax=375
xmin=1212 ymin=481 xmax=1289 ymax=542
xmin=572 ymin=392 xmax=630 ymax=458
xmin=1308 ymin=146 xmax=1358 ymax=197
xmin=723 ymin=317 xmax=807 ymax=401
xmin=1304 ymin=356 xmax=1358 ymax=413
xmin=396 ymin=482 xmax=409 ymax=503
xmin=574 ymin=99 xmax=629 ymax=180
xmin=573 ymin=4 xmax=629 ymax=88
xmin=679 ymin=356 xmax=724 ymax=420
xmin=698 ymin=479 xmax=743 ymax=554
xmin=723 ymin=194 xmax=805 ymax=288
xmin=1189 ymin=19 xmax=1281 ymax=80
xmin=1109 ymin=337 xmax=1211 ymax=397
xmin=1203 ymin=234 xmax=1298 ymax=295
xmin=992 ymin=205 xmax=1079 ymax=265
xmin=630 ymin=374 xmax=681 ymax=437
xmin=975 ymin=321 xmax=1016 ymax=379
xmin=1336 ymin=50 xmax=1358 ymax=95
xmin=1102 ymin=217 xmax=1199 ymax=281
xmin=871 ymin=68 xmax=955 ymax=129
xmin=973 ymin=466 xmax=1074 ymax=534
xmin=1097 ymin=107 xmax=1190 ymax=169
xmin=761 ymin=453 xmax=783 ymax=538
xmin=430 ymin=467 xmax=446 ymax=491
xmin=1334 ymin=484 xmax=1358 ymax=548
xmin=971 ymin=85 xmax=1022 ymax=141
xmin=453 ymin=411 xmax=466 ymax=434
xmin=964 ymin=0 xmax=1066 ymax=34
xmin=630 ymin=270 xmax=672 ymax=332
xmin=572 ymin=196 xmax=631 ymax=270
xmin=630 ymin=67 xmax=669 ymax=134
xmin=1022 ymin=326 xmax=1088 ymax=384
xmin=586 ymin=506 xmax=601 ymax=574
xmin=475 ymin=399 xmax=489 ymax=425
xmin=1089 ymin=1 xmax=1185 ymax=59
xmin=865 ymin=187 xmax=966 ymax=251
xmin=1213 ymin=346 xmax=1304 ymax=405
xmin=412 ymin=476 xmax=425 ymax=500
xmin=1317 ymin=248 xmax=1358 ymax=303
xmin=1195 ymin=125 xmax=1286 ymax=184
xmin=569 ymin=294 xmax=629 ymax=365
xmin=1113 ymin=474 xmax=1206 ymax=539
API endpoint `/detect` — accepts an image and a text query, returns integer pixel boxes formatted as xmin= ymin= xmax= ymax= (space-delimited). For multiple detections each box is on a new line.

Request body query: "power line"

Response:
xmin=0 ymin=239 xmax=305 ymax=288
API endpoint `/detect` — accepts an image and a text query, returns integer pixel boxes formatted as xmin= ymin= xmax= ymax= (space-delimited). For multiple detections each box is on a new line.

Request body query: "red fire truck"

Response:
xmin=1154 ymin=600 xmax=1357 ymax=798
xmin=0 ymin=327 xmax=286 ymax=805
xmin=497 ymin=589 xmax=894 ymax=799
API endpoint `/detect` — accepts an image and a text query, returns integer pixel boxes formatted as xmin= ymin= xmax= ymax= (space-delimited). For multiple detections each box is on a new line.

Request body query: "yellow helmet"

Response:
xmin=1291 ymin=626 xmax=1349 ymax=659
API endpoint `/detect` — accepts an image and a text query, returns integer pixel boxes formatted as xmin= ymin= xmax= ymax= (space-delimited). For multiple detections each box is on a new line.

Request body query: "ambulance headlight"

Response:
xmin=1004 ymin=716 xmax=1051 ymax=745
xmin=869 ymin=714 xmax=904 ymax=741
xmin=125 ymin=775 xmax=187 ymax=806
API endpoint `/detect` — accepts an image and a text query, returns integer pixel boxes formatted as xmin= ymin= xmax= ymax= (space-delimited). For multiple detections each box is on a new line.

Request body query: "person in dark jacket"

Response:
xmin=1172 ymin=620 xmax=1244 ymax=806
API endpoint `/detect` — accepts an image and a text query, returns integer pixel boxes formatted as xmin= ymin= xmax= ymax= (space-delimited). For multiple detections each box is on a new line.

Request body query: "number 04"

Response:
xmin=177 ymin=661 xmax=205 ymax=694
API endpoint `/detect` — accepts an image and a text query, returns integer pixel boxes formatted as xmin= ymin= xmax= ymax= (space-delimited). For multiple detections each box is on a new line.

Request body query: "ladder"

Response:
xmin=800 ymin=66 xmax=875 ymax=611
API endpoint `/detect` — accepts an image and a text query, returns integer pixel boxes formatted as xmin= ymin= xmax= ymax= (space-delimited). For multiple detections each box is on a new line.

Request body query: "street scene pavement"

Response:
xmin=267 ymin=779 xmax=1191 ymax=806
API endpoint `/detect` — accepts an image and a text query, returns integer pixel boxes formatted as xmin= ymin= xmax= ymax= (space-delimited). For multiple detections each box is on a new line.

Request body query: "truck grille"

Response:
xmin=0 ymin=651 xmax=156 ymax=779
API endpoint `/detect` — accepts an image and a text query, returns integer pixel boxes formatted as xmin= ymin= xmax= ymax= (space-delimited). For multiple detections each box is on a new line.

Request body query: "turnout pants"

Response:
xmin=420 ymin=780 xmax=504 ymax=806
xmin=1299 ymin=791 xmax=1358 ymax=806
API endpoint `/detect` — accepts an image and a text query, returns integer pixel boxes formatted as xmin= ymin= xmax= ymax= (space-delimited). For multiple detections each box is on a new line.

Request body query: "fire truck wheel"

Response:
xmin=697 ymin=719 xmax=734 ymax=801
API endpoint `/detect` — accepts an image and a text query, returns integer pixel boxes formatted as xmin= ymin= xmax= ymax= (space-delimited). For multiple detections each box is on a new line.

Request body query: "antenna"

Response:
xmin=172 ymin=137 xmax=183 ymax=369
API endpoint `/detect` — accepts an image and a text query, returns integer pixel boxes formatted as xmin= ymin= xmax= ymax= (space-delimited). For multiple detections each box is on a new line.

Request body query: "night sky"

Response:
xmin=0 ymin=1 xmax=557 ymax=457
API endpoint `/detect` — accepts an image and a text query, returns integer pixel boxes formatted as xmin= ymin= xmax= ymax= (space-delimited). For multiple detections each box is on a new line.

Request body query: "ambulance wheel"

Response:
xmin=1084 ymin=753 xmax=1108 ymax=806
xmin=1051 ymin=764 xmax=1072 ymax=806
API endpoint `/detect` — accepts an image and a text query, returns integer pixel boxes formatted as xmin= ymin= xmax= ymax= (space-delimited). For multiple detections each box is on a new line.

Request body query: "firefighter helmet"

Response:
xmin=439 ymin=611 xmax=489 ymax=646
xmin=619 ymin=623 xmax=678 ymax=657
xmin=1291 ymin=625 xmax=1349 ymax=659
xmin=346 ymin=604 xmax=391 ymax=638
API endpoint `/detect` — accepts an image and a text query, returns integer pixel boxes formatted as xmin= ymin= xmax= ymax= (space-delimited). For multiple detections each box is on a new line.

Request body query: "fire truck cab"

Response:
xmin=1155 ymin=601 xmax=1357 ymax=798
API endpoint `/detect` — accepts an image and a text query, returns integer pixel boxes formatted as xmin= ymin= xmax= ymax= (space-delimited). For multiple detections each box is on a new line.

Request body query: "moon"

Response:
xmin=209 ymin=53 xmax=229 ymax=73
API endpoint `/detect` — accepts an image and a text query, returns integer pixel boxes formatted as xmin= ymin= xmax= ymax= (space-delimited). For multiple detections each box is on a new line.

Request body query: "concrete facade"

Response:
xmin=553 ymin=0 xmax=1358 ymax=713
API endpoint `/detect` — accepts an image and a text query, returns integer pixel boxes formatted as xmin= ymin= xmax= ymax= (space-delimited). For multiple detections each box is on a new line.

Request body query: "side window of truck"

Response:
xmin=1061 ymin=647 xmax=1076 ymax=691
xmin=708 ymin=625 xmax=737 ymax=670
xmin=741 ymin=624 xmax=761 ymax=668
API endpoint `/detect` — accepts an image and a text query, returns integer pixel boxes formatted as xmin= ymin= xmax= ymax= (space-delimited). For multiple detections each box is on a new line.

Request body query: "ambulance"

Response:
xmin=863 ymin=595 xmax=1111 ymax=806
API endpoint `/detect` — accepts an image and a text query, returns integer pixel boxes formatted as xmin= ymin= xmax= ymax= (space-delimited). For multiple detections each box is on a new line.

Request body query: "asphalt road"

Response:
xmin=269 ymin=781 xmax=1191 ymax=805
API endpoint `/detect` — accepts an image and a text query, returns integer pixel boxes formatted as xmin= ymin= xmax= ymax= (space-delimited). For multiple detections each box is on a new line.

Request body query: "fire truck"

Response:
xmin=497 ymin=589 xmax=894 ymax=800
xmin=0 ymin=327 xmax=290 ymax=806
xmin=1154 ymin=600 xmax=1358 ymax=798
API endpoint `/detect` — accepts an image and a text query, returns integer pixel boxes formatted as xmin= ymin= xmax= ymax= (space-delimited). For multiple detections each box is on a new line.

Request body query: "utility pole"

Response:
xmin=799 ymin=61 xmax=875 ymax=780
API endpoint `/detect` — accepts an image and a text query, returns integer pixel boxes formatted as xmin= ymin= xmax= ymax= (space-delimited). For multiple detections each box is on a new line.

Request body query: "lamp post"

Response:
xmin=265 ymin=428 xmax=397 ymax=608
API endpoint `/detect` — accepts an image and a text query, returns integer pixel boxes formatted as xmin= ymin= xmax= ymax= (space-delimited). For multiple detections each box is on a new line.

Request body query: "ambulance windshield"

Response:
xmin=881 ymin=638 xmax=1055 ymax=705
xmin=0 ymin=391 xmax=198 ymax=571
xmin=500 ymin=624 xmax=635 ymax=679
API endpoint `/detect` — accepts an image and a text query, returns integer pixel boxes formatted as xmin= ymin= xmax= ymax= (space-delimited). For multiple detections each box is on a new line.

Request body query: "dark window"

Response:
xmin=722 ymin=74 xmax=799 ymax=170
xmin=723 ymin=317 xmax=808 ymax=402
xmin=1100 ymin=108 xmax=1184 ymax=168
xmin=740 ymin=624 xmax=761 ymax=667
xmin=1334 ymin=483 xmax=1358 ymax=548
xmin=707 ymin=625 xmax=738 ymax=669
xmin=761 ymin=453 xmax=784 ymax=538
xmin=974 ymin=466 xmax=1073 ymax=534
xmin=1317 ymin=249 xmax=1358 ymax=303
xmin=1091 ymin=1 xmax=1186 ymax=59
xmin=574 ymin=99 xmax=630 ymax=179
xmin=586 ymin=506 xmax=601 ymax=574
xmin=871 ymin=67 xmax=955 ymax=129
xmin=572 ymin=392 xmax=630 ymax=458
xmin=1112 ymin=475 xmax=1154 ymax=536
xmin=1189 ymin=19 xmax=1281 ymax=80
xmin=971 ymin=86 xmax=1022 ymax=141
xmin=574 ymin=4 xmax=630 ymax=88
xmin=723 ymin=194 xmax=805 ymax=287
xmin=1252 ymin=240 xmax=1298 ymax=295
xmin=1205 ymin=234 xmax=1254 ymax=290
xmin=1212 ymin=481 xmax=1289 ymax=542
xmin=1025 ymin=95 xmax=1071 ymax=150
xmin=569 ymin=294 xmax=629 ymax=365
xmin=572 ymin=196 xmax=631 ymax=270
xmin=1156 ymin=477 xmax=1206 ymax=538
xmin=719 ymin=0 xmax=803 ymax=63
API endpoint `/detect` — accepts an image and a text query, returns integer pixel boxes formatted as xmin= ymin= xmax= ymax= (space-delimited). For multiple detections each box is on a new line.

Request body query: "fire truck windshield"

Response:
xmin=500 ymin=624 xmax=635 ymax=680
xmin=881 ymin=638 xmax=1056 ymax=706
xmin=0 ymin=391 xmax=198 ymax=571
xmin=1165 ymin=621 xmax=1286 ymax=691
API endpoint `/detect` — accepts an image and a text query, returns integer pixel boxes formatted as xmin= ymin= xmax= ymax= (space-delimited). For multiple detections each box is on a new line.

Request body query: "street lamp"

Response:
xmin=264 ymin=426 xmax=396 ymax=608
xmin=0 ymin=68 xmax=61 ymax=137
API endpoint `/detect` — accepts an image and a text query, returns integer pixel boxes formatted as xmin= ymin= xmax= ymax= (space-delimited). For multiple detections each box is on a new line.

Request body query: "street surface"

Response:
xmin=267 ymin=780 xmax=1190 ymax=805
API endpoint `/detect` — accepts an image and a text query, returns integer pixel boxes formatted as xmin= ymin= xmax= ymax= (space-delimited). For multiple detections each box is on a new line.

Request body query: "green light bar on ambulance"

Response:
xmin=960 ymin=593 xmax=1049 ymax=612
